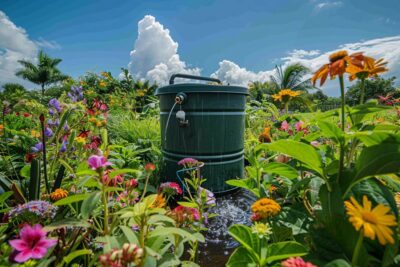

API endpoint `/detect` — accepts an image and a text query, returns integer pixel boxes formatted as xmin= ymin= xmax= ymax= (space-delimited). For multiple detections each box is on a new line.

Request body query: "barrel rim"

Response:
xmin=155 ymin=83 xmax=248 ymax=96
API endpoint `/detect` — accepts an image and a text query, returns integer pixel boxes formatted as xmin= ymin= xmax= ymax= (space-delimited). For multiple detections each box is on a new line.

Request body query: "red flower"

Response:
xmin=126 ymin=179 xmax=138 ymax=189
xmin=15 ymin=112 xmax=20 ymax=116
xmin=25 ymin=153 xmax=36 ymax=163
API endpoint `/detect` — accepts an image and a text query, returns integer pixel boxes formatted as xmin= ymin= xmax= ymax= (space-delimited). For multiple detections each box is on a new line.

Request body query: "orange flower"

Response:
xmin=346 ymin=57 xmax=388 ymax=81
xmin=251 ymin=198 xmax=281 ymax=219
xmin=50 ymin=188 xmax=68 ymax=201
xmin=259 ymin=127 xmax=272 ymax=143
xmin=312 ymin=50 xmax=369 ymax=86
xmin=151 ymin=194 xmax=166 ymax=208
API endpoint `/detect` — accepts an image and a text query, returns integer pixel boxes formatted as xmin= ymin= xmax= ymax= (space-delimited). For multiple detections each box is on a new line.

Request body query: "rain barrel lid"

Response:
xmin=155 ymin=83 xmax=248 ymax=96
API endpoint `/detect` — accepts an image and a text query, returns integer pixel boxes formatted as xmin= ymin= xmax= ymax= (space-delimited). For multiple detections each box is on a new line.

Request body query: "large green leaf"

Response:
xmin=350 ymin=131 xmax=399 ymax=147
xmin=260 ymin=162 xmax=298 ymax=179
xmin=324 ymin=259 xmax=351 ymax=267
xmin=264 ymin=241 xmax=308 ymax=263
xmin=119 ymin=225 xmax=139 ymax=244
xmin=226 ymin=247 xmax=257 ymax=267
xmin=318 ymin=120 xmax=344 ymax=144
xmin=228 ymin=225 xmax=261 ymax=262
xmin=354 ymin=143 xmax=400 ymax=182
xmin=226 ymin=178 xmax=259 ymax=197
xmin=80 ymin=191 xmax=101 ymax=219
xmin=44 ymin=218 xmax=90 ymax=231
xmin=28 ymin=159 xmax=41 ymax=200
xmin=259 ymin=140 xmax=324 ymax=177
xmin=53 ymin=193 xmax=90 ymax=206
xmin=148 ymin=227 xmax=204 ymax=243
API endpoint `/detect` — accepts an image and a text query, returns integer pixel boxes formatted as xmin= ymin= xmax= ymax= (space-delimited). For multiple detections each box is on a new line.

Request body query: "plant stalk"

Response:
xmin=359 ymin=78 xmax=366 ymax=105
xmin=352 ymin=232 xmax=364 ymax=267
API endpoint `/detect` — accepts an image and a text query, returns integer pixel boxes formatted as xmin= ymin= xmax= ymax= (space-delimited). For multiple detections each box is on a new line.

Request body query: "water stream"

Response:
xmin=197 ymin=189 xmax=255 ymax=266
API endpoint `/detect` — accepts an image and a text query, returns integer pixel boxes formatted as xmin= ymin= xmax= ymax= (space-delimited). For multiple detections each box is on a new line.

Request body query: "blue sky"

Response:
xmin=1 ymin=0 xmax=399 ymax=95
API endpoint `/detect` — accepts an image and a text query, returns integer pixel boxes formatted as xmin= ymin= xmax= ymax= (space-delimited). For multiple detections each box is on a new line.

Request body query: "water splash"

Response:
xmin=198 ymin=189 xmax=255 ymax=265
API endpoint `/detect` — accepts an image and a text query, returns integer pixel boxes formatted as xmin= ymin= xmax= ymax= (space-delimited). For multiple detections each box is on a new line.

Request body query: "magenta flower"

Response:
xmin=295 ymin=121 xmax=304 ymax=132
xmin=9 ymin=224 xmax=57 ymax=263
xmin=87 ymin=155 xmax=112 ymax=170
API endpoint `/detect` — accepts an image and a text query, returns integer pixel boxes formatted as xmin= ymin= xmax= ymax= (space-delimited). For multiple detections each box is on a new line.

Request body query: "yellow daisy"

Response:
xmin=345 ymin=195 xmax=397 ymax=245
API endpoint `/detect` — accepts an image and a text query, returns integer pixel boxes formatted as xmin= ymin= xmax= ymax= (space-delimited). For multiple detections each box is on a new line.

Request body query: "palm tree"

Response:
xmin=270 ymin=63 xmax=312 ymax=92
xmin=16 ymin=51 xmax=69 ymax=97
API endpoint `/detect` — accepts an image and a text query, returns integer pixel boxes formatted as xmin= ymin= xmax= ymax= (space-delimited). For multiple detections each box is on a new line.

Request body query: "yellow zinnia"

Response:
xmin=345 ymin=195 xmax=397 ymax=245
xmin=151 ymin=194 xmax=166 ymax=208
xmin=50 ymin=188 xmax=68 ymax=201
xmin=251 ymin=198 xmax=281 ymax=219
xmin=271 ymin=89 xmax=301 ymax=102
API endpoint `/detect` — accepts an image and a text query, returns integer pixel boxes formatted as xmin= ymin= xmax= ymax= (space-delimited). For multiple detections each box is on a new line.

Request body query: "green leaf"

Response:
xmin=81 ymin=191 xmax=101 ymax=219
xmin=177 ymin=201 xmax=199 ymax=209
xmin=228 ymin=225 xmax=260 ymax=262
xmin=354 ymin=143 xmax=400 ymax=181
xmin=148 ymin=227 xmax=204 ymax=243
xmin=259 ymin=140 xmax=324 ymax=177
xmin=261 ymin=162 xmax=298 ymax=179
xmin=265 ymin=241 xmax=308 ymax=263
xmin=119 ymin=225 xmax=139 ymax=244
xmin=324 ymin=259 xmax=351 ymax=267
xmin=44 ymin=218 xmax=90 ymax=231
xmin=53 ymin=193 xmax=90 ymax=206
xmin=29 ymin=159 xmax=41 ymax=200
xmin=109 ymin=168 xmax=142 ymax=178
xmin=20 ymin=165 xmax=30 ymax=179
xmin=226 ymin=179 xmax=259 ymax=197
xmin=318 ymin=120 xmax=344 ymax=144
xmin=63 ymin=249 xmax=93 ymax=264
xmin=226 ymin=247 xmax=257 ymax=267
xmin=0 ymin=191 xmax=13 ymax=205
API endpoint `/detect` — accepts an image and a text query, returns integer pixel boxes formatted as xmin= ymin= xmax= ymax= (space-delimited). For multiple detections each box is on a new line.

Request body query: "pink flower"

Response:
xmin=178 ymin=158 xmax=198 ymax=166
xmin=295 ymin=121 xmax=304 ymax=132
xmin=9 ymin=224 xmax=57 ymax=263
xmin=310 ymin=141 xmax=320 ymax=147
xmin=281 ymin=257 xmax=317 ymax=267
xmin=87 ymin=155 xmax=112 ymax=170
xmin=280 ymin=120 xmax=289 ymax=131
xmin=159 ymin=182 xmax=183 ymax=195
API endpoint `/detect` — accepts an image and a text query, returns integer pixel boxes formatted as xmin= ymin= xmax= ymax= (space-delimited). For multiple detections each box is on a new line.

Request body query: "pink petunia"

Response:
xmin=9 ymin=224 xmax=57 ymax=263
xmin=87 ymin=155 xmax=112 ymax=170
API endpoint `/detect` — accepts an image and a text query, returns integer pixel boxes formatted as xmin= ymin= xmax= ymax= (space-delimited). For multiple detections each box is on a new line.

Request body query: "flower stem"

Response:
xmin=100 ymin=171 xmax=109 ymax=235
xmin=359 ymin=78 xmax=366 ymax=105
xmin=284 ymin=101 xmax=289 ymax=115
xmin=339 ymin=75 xmax=346 ymax=131
xmin=352 ymin=232 xmax=364 ymax=267
xmin=139 ymin=173 xmax=150 ymax=202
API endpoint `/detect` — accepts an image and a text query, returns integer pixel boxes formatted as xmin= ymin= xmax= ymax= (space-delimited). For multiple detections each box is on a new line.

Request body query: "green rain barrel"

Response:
xmin=155 ymin=74 xmax=248 ymax=194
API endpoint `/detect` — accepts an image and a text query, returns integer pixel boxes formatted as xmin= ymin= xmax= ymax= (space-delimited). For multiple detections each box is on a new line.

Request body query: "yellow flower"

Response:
xmin=395 ymin=193 xmax=400 ymax=209
xmin=251 ymin=198 xmax=281 ymax=219
xmin=345 ymin=195 xmax=397 ymax=245
xmin=89 ymin=117 xmax=97 ymax=123
xmin=74 ymin=136 xmax=86 ymax=144
xmin=271 ymin=89 xmax=301 ymax=102
xmin=251 ymin=222 xmax=272 ymax=239
xmin=31 ymin=130 xmax=41 ymax=138
xmin=151 ymin=194 xmax=166 ymax=208
xmin=99 ymin=81 xmax=107 ymax=87
xmin=50 ymin=188 xmax=68 ymax=201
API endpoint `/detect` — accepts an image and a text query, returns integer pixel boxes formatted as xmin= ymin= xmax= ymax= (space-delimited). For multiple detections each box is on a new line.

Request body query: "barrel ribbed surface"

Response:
xmin=155 ymin=83 xmax=248 ymax=194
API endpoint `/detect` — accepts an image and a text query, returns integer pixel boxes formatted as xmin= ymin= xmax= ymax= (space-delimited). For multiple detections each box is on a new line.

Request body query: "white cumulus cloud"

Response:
xmin=127 ymin=15 xmax=200 ymax=85
xmin=0 ymin=11 xmax=38 ymax=87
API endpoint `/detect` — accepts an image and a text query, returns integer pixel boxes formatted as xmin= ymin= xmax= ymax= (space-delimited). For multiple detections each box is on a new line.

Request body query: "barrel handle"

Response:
xmin=169 ymin=74 xmax=222 ymax=85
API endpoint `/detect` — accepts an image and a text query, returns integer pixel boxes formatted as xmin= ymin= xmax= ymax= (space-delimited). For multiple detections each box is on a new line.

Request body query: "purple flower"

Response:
xmin=8 ymin=201 xmax=57 ymax=220
xmin=49 ymin=98 xmax=61 ymax=113
xmin=197 ymin=187 xmax=216 ymax=205
xmin=9 ymin=224 xmax=57 ymax=263
xmin=87 ymin=155 xmax=112 ymax=170
xmin=44 ymin=127 xmax=53 ymax=137
xmin=60 ymin=141 xmax=68 ymax=153
xmin=68 ymin=86 xmax=84 ymax=102
xmin=178 ymin=158 xmax=198 ymax=166
xmin=31 ymin=142 xmax=43 ymax=153
xmin=48 ymin=109 xmax=55 ymax=116
xmin=63 ymin=123 xmax=69 ymax=131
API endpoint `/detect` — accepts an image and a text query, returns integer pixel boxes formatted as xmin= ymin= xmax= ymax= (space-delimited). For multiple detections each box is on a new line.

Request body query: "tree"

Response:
xmin=0 ymin=83 xmax=27 ymax=104
xmin=345 ymin=76 xmax=399 ymax=105
xmin=248 ymin=81 xmax=276 ymax=101
xmin=270 ymin=63 xmax=313 ymax=92
xmin=16 ymin=50 xmax=69 ymax=97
